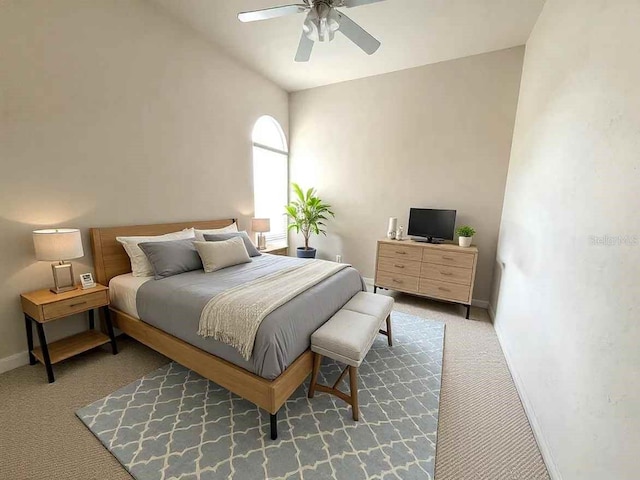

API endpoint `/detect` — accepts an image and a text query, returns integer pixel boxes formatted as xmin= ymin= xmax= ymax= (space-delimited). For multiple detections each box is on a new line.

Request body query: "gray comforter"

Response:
xmin=136 ymin=254 xmax=365 ymax=379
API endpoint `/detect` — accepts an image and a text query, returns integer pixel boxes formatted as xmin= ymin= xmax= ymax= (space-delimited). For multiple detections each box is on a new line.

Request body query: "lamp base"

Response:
xmin=257 ymin=233 xmax=267 ymax=251
xmin=50 ymin=262 xmax=77 ymax=294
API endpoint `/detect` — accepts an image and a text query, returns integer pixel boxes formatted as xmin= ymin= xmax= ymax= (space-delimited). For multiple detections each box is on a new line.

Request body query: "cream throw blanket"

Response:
xmin=198 ymin=260 xmax=349 ymax=360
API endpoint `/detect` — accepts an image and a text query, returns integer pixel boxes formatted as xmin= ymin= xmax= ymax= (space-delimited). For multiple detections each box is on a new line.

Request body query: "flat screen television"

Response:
xmin=408 ymin=208 xmax=457 ymax=243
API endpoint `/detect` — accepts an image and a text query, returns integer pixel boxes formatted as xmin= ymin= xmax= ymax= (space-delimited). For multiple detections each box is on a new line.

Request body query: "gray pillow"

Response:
xmin=203 ymin=231 xmax=262 ymax=257
xmin=138 ymin=239 xmax=202 ymax=280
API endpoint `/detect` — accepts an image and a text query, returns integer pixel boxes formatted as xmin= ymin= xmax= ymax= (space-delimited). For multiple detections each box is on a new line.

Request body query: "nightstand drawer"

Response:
xmin=43 ymin=291 xmax=109 ymax=320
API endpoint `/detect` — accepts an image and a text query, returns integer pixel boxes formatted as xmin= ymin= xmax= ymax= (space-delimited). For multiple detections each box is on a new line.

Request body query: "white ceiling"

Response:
xmin=150 ymin=0 xmax=545 ymax=92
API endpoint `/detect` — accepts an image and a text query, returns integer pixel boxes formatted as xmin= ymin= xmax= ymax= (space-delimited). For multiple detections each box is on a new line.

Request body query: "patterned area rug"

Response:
xmin=76 ymin=311 xmax=445 ymax=480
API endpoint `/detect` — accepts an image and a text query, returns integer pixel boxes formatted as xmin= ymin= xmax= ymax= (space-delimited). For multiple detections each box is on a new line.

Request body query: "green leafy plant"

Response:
xmin=456 ymin=225 xmax=476 ymax=237
xmin=284 ymin=183 xmax=335 ymax=250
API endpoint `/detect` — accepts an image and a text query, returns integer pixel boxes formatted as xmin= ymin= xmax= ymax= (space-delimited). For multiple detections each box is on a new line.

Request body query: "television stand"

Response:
xmin=374 ymin=239 xmax=478 ymax=319
xmin=411 ymin=236 xmax=445 ymax=244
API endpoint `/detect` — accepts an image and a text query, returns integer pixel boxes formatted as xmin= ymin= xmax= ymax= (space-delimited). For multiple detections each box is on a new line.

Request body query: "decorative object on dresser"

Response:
xmin=387 ymin=217 xmax=398 ymax=239
xmin=263 ymin=244 xmax=289 ymax=256
xmin=32 ymin=228 xmax=84 ymax=293
xmin=20 ymin=284 xmax=117 ymax=383
xmin=251 ymin=217 xmax=271 ymax=250
xmin=456 ymin=225 xmax=476 ymax=248
xmin=374 ymin=239 xmax=478 ymax=319
xmin=285 ymin=182 xmax=335 ymax=259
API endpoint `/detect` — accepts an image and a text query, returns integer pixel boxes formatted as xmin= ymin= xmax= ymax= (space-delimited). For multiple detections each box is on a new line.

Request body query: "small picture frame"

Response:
xmin=80 ymin=272 xmax=96 ymax=290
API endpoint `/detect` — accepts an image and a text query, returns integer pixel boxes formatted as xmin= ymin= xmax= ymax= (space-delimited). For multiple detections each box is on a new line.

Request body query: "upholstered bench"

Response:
xmin=308 ymin=291 xmax=394 ymax=421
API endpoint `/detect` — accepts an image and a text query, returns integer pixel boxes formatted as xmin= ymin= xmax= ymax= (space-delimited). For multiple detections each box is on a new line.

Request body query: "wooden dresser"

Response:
xmin=374 ymin=239 xmax=479 ymax=318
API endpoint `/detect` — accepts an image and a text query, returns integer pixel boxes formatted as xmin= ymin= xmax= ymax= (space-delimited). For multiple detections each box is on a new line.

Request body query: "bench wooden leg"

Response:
xmin=308 ymin=352 xmax=322 ymax=398
xmin=379 ymin=314 xmax=393 ymax=347
xmin=349 ymin=366 xmax=359 ymax=421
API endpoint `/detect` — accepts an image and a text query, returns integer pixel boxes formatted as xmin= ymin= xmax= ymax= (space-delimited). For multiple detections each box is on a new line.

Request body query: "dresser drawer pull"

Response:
xmin=442 ymin=256 xmax=455 ymax=261
xmin=438 ymin=287 xmax=451 ymax=292
xmin=440 ymin=272 xmax=453 ymax=276
xmin=395 ymin=251 xmax=407 ymax=255
xmin=68 ymin=301 xmax=87 ymax=308
xmin=392 ymin=279 xmax=403 ymax=283
xmin=394 ymin=264 xmax=405 ymax=268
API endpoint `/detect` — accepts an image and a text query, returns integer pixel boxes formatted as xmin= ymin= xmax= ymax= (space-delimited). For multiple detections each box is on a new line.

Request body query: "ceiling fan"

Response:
xmin=238 ymin=0 xmax=385 ymax=62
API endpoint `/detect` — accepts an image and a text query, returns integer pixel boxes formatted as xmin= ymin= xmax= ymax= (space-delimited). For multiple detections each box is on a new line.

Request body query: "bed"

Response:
xmin=90 ymin=219 xmax=364 ymax=439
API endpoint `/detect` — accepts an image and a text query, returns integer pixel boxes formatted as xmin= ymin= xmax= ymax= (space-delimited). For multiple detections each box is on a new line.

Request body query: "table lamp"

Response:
xmin=251 ymin=218 xmax=270 ymax=250
xmin=33 ymin=229 xmax=84 ymax=294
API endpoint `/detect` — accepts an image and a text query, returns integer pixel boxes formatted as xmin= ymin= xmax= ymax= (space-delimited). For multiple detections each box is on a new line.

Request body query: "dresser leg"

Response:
xmin=104 ymin=307 xmax=118 ymax=355
xmin=35 ymin=322 xmax=54 ymax=383
xmin=373 ymin=285 xmax=377 ymax=294
xmin=24 ymin=315 xmax=36 ymax=366
xmin=466 ymin=304 xmax=471 ymax=319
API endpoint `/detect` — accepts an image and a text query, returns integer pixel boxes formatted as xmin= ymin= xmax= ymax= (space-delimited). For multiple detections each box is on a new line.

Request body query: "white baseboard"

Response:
xmin=0 ymin=350 xmax=29 ymax=375
xmin=488 ymin=302 xmax=496 ymax=321
xmin=494 ymin=321 xmax=562 ymax=480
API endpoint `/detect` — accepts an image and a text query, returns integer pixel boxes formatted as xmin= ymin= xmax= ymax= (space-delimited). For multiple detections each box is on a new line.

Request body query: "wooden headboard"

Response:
xmin=90 ymin=219 xmax=236 ymax=286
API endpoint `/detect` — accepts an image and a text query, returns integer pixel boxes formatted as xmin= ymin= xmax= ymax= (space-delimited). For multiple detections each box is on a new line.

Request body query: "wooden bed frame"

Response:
xmin=90 ymin=219 xmax=312 ymax=440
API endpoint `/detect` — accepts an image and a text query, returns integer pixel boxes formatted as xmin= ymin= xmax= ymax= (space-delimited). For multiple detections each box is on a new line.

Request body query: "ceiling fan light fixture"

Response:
xmin=303 ymin=7 xmax=339 ymax=42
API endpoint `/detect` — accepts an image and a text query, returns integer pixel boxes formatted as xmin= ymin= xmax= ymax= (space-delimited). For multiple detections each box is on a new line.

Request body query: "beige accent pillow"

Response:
xmin=194 ymin=237 xmax=251 ymax=273
xmin=117 ymin=228 xmax=195 ymax=277
xmin=194 ymin=222 xmax=238 ymax=241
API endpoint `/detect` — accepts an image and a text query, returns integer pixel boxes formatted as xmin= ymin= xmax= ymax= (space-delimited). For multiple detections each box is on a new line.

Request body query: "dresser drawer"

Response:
xmin=418 ymin=278 xmax=471 ymax=303
xmin=422 ymin=250 xmax=475 ymax=269
xmin=420 ymin=263 xmax=473 ymax=286
xmin=376 ymin=271 xmax=419 ymax=293
xmin=377 ymin=256 xmax=421 ymax=277
xmin=379 ymin=243 xmax=423 ymax=261
xmin=43 ymin=291 xmax=109 ymax=321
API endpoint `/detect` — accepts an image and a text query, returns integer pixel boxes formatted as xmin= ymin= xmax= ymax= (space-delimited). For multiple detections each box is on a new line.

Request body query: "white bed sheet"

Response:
xmin=109 ymin=273 xmax=152 ymax=319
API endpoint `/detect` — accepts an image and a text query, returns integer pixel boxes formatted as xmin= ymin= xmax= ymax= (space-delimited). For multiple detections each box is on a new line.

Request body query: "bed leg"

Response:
xmin=270 ymin=412 xmax=278 ymax=440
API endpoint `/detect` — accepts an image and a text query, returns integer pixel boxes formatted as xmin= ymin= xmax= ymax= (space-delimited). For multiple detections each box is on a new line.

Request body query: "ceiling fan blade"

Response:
xmin=238 ymin=4 xmax=309 ymax=23
xmin=295 ymin=32 xmax=314 ymax=62
xmin=342 ymin=0 xmax=386 ymax=7
xmin=335 ymin=10 xmax=381 ymax=55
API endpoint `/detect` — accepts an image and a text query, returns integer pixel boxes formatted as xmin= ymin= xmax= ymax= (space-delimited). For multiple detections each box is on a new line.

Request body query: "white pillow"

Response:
xmin=194 ymin=237 xmax=251 ymax=273
xmin=117 ymin=228 xmax=195 ymax=277
xmin=194 ymin=222 xmax=238 ymax=241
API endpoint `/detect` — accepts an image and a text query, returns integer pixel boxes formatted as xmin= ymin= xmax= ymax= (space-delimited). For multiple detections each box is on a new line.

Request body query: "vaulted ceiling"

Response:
xmin=151 ymin=0 xmax=545 ymax=92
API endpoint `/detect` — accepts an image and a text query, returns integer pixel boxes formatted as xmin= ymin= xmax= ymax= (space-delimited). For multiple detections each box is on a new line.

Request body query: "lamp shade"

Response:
xmin=33 ymin=229 xmax=84 ymax=261
xmin=251 ymin=218 xmax=271 ymax=233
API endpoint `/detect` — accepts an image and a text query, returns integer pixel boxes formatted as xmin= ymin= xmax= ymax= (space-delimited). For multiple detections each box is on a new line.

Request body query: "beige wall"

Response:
xmin=0 ymin=0 xmax=288 ymax=365
xmin=492 ymin=1 xmax=640 ymax=478
xmin=289 ymin=47 xmax=524 ymax=303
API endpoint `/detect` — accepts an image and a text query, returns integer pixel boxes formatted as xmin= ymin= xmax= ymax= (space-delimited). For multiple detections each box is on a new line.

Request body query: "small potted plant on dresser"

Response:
xmin=285 ymin=183 xmax=335 ymax=259
xmin=456 ymin=225 xmax=476 ymax=248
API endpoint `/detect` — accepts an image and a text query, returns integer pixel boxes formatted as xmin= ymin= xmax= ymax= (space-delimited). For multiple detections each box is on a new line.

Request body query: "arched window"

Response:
xmin=252 ymin=116 xmax=288 ymax=245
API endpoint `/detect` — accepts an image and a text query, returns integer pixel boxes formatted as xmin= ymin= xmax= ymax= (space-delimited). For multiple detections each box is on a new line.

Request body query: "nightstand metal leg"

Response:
xmin=24 ymin=314 xmax=36 ymax=366
xmin=34 ymin=322 xmax=54 ymax=383
xmin=373 ymin=285 xmax=377 ymax=294
xmin=88 ymin=309 xmax=95 ymax=330
xmin=104 ymin=307 xmax=118 ymax=355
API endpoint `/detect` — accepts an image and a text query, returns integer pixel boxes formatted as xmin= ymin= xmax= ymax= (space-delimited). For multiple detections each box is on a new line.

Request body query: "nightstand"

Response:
xmin=263 ymin=245 xmax=289 ymax=256
xmin=20 ymin=284 xmax=117 ymax=383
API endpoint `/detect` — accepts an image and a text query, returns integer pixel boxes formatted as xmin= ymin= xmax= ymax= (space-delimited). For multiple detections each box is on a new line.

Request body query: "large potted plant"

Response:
xmin=285 ymin=183 xmax=335 ymax=259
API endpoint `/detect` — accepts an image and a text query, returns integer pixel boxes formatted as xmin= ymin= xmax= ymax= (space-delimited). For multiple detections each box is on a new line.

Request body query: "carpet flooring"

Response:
xmin=0 ymin=292 xmax=549 ymax=479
